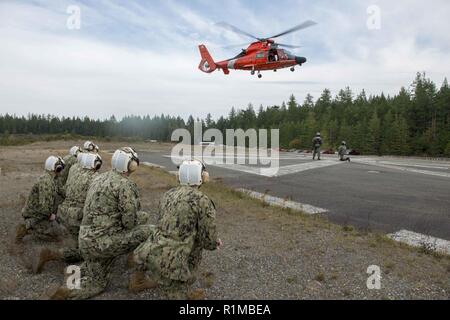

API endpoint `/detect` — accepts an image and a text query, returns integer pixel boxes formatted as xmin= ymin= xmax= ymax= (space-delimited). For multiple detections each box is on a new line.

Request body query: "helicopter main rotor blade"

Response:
xmin=215 ymin=22 xmax=260 ymax=41
xmin=269 ymin=20 xmax=317 ymax=39
xmin=222 ymin=42 xmax=251 ymax=49
xmin=276 ymin=43 xmax=303 ymax=49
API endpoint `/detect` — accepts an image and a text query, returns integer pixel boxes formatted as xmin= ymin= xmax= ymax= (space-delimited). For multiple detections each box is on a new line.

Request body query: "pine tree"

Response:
xmin=367 ymin=111 xmax=381 ymax=155
xmin=1 ymin=74 xmax=449 ymax=156
xmin=205 ymin=113 xmax=213 ymax=128
xmin=287 ymin=94 xmax=298 ymax=121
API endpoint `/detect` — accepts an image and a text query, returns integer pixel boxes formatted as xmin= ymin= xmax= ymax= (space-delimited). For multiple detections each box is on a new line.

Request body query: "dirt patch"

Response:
xmin=0 ymin=141 xmax=449 ymax=299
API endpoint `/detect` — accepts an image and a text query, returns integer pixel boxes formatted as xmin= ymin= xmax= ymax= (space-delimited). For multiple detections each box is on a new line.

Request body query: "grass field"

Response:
xmin=0 ymin=140 xmax=449 ymax=299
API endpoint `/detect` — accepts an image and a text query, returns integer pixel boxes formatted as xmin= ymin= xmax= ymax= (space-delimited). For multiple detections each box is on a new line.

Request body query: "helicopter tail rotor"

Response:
xmin=198 ymin=44 xmax=217 ymax=73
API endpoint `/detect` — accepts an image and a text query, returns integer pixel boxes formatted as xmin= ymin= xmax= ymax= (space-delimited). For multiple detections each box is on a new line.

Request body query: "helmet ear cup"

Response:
xmin=95 ymin=160 xmax=102 ymax=171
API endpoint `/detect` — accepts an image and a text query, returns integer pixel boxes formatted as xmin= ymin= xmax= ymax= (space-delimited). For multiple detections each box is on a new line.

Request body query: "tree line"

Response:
xmin=1 ymin=73 xmax=449 ymax=156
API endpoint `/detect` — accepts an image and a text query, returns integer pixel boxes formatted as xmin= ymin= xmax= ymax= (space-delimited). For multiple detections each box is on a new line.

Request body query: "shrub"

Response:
xmin=288 ymin=138 xmax=301 ymax=149
xmin=444 ymin=141 xmax=450 ymax=157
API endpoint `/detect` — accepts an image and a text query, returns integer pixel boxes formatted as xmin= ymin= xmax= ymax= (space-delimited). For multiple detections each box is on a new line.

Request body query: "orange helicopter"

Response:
xmin=198 ymin=20 xmax=317 ymax=78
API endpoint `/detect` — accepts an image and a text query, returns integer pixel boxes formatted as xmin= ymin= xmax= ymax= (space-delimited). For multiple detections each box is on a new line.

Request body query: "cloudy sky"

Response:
xmin=1 ymin=0 xmax=449 ymax=120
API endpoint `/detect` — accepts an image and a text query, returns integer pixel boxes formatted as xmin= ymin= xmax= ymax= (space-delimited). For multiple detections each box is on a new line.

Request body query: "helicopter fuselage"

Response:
xmin=199 ymin=40 xmax=307 ymax=76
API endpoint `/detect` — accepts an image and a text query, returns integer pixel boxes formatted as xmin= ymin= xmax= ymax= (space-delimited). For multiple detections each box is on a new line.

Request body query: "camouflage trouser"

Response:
xmin=187 ymin=246 xmax=202 ymax=280
xmin=66 ymin=224 xmax=154 ymax=300
xmin=61 ymin=246 xmax=82 ymax=263
xmin=66 ymin=257 xmax=115 ymax=300
xmin=313 ymin=146 xmax=321 ymax=160
xmin=25 ymin=219 xmax=64 ymax=242
xmin=137 ymin=210 xmax=152 ymax=225
xmin=57 ymin=205 xmax=83 ymax=263
xmin=57 ymin=205 xmax=82 ymax=238
xmin=60 ymin=211 xmax=153 ymax=264
xmin=158 ymin=277 xmax=190 ymax=300
xmin=339 ymin=154 xmax=349 ymax=161
xmin=150 ymin=255 xmax=202 ymax=299
xmin=135 ymin=243 xmax=202 ymax=299
xmin=154 ymin=259 xmax=201 ymax=299
xmin=59 ymin=231 xmax=82 ymax=263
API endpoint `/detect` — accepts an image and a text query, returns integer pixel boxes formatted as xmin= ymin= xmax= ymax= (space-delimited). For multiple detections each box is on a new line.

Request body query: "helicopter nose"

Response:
xmin=295 ymin=56 xmax=307 ymax=65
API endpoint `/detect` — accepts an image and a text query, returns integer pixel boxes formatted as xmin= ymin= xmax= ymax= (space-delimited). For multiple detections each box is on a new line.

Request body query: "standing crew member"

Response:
xmin=312 ymin=132 xmax=322 ymax=160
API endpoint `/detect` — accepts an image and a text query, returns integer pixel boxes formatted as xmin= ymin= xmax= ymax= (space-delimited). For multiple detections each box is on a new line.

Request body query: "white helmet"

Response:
xmin=178 ymin=159 xmax=208 ymax=186
xmin=83 ymin=141 xmax=99 ymax=153
xmin=69 ymin=146 xmax=81 ymax=157
xmin=79 ymin=153 xmax=103 ymax=171
xmin=45 ymin=156 xmax=65 ymax=173
xmin=111 ymin=147 xmax=139 ymax=173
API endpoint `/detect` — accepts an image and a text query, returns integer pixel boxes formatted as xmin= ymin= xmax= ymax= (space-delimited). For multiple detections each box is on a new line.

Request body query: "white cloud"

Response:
xmin=0 ymin=0 xmax=449 ymax=120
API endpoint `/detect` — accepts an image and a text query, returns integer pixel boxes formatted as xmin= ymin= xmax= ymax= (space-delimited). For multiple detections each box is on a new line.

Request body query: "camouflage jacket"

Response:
xmin=79 ymin=170 xmax=142 ymax=242
xmin=338 ymin=145 xmax=347 ymax=156
xmin=22 ymin=171 xmax=57 ymax=224
xmin=312 ymin=136 xmax=323 ymax=148
xmin=62 ymin=162 xmax=82 ymax=193
xmin=58 ymin=167 xmax=98 ymax=230
xmin=134 ymin=185 xmax=218 ymax=282
xmin=60 ymin=154 xmax=77 ymax=186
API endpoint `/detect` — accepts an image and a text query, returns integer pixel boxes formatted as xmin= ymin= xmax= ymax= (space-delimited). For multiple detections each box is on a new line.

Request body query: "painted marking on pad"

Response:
xmin=388 ymin=230 xmax=450 ymax=255
xmin=142 ymin=162 xmax=165 ymax=169
xmin=236 ymin=188 xmax=329 ymax=214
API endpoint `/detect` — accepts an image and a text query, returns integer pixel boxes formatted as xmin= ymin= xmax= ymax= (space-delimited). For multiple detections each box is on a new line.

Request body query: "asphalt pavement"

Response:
xmin=138 ymin=148 xmax=450 ymax=240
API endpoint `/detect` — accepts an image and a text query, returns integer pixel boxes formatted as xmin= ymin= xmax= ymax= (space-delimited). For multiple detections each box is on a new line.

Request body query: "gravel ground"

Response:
xmin=0 ymin=140 xmax=449 ymax=300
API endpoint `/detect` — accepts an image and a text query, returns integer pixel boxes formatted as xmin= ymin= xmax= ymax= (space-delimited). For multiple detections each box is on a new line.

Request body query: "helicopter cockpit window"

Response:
xmin=283 ymin=50 xmax=294 ymax=60
xmin=277 ymin=49 xmax=288 ymax=60
xmin=268 ymin=49 xmax=278 ymax=62
xmin=256 ymin=52 xmax=265 ymax=59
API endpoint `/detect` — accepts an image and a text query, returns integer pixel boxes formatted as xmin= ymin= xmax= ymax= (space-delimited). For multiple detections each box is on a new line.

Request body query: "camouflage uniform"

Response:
xmin=60 ymin=154 xmax=78 ymax=186
xmin=57 ymin=166 xmax=99 ymax=262
xmin=312 ymin=136 xmax=322 ymax=160
xmin=338 ymin=145 xmax=349 ymax=161
xmin=54 ymin=155 xmax=78 ymax=201
xmin=133 ymin=185 xmax=218 ymax=299
xmin=22 ymin=171 xmax=63 ymax=241
xmin=66 ymin=170 xmax=153 ymax=300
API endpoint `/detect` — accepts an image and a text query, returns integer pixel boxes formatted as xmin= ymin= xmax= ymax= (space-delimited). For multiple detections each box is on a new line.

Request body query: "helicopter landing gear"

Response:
xmin=251 ymin=69 xmax=255 ymax=75
xmin=290 ymin=67 xmax=295 ymax=72
xmin=257 ymin=72 xmax=262 ymax=79
xmin=274 ymin=69 xmax=277 ymax=72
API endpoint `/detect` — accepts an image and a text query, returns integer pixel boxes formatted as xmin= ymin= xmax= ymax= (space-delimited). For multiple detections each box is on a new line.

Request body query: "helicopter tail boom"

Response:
xmin=198 ymin=45 xmax=217 ymax=73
